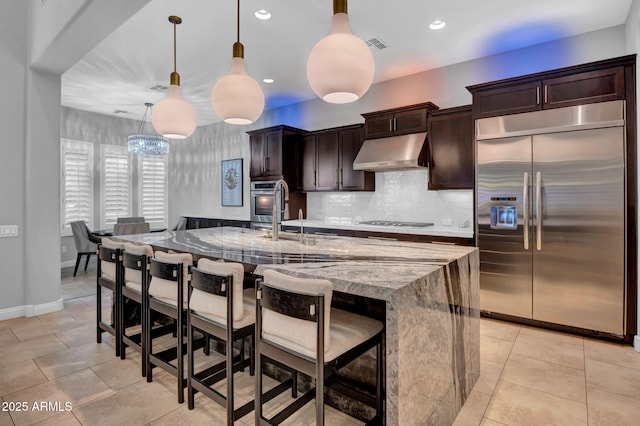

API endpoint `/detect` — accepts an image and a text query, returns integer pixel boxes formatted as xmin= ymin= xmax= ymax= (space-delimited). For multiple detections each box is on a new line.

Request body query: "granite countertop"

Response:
xmin=114 ymin=227 xmax=476 ymax=300
xmin=281 ymin=219 xmax=474 ymax=238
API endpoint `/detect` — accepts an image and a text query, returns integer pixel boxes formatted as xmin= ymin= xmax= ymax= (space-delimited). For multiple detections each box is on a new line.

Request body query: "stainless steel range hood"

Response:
xmin=353 ymin=132 xmax=428 ymax=172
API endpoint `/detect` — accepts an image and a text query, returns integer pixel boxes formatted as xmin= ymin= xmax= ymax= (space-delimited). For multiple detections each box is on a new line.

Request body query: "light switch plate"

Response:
xmin=0 ymin=225 xmax=18 ymax=237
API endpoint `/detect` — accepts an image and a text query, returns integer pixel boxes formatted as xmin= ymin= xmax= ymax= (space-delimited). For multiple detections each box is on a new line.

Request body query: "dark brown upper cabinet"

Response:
xmin=247 ymin=125 xmax=307 ymax=183
xmin=427 ymin=106 xmax=473 ymax=190
xmin=362 ymin=102 xmax=439 ymax=139
xmin=301 ymin=125 xmax=373 ymax=192
xmin=468 ymin=57 xmax=632 ymax=119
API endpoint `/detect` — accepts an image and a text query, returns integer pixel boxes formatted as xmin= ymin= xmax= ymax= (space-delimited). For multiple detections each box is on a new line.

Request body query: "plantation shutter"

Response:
xmin=101 ymin=145 xmax=130 ymax=228
xmin=61 ymin=139 xmax=94 ymax=231
xmin=138 ymin=155 xmax=167 ymax=227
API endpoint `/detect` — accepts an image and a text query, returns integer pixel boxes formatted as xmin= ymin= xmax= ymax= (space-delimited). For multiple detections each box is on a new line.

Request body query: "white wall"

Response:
xmin=0 ymin=1 xmax=28 ymax=314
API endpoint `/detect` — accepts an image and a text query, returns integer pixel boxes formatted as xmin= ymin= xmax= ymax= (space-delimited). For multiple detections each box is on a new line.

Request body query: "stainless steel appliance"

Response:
xmin=353 ymin=132 xmax=427 ymax=172
xmin=250 ymin=180 xmax=283 ymax=229
xmin=476 ymin=100 xmax=627 ymax=336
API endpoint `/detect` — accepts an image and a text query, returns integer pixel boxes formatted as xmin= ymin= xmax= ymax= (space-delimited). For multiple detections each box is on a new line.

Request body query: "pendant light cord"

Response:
xmin=236 ymin=0 xmax=240 ymax=43
xmin=173 ymin=21 xmax=177 ymax=73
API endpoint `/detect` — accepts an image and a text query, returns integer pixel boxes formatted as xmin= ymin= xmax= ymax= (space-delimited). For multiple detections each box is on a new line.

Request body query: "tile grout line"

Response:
xmin=480 ymin=324 xmax=521 ymax=425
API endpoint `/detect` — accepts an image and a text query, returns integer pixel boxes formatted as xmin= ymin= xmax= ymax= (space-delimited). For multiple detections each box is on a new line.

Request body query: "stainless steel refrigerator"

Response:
xmin=476 ymin=100 xmax=627 ymax=336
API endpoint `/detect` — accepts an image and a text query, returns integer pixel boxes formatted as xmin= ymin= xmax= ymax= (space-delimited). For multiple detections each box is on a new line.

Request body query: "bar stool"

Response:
xmin=96 ymin=238 xmax=124 ymax=357
xmin=255 ymin=269 xmax=384 ymax=425
xmin=186 ymin=259 xmax=255 ymax=424
xmin=120 ymin=242 xmax=154 ymax=376
xmin=145 ymin=251 xmax=193 ymax=403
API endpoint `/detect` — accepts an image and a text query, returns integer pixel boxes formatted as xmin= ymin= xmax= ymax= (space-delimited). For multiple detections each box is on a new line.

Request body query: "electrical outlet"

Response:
xmin=62 ymin=245 xmax=67 ymax=253
xmin=0 ymin=225 xmax=18 ymax=237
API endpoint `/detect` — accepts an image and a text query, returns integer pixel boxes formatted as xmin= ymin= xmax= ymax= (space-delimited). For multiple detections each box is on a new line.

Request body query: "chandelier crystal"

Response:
xmin=128 ymin=103 xmax=169 ymax=155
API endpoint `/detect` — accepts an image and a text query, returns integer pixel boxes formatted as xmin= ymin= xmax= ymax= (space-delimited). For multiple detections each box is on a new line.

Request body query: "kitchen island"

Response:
xmin=115 ymin=227 xmax=479 ymax=425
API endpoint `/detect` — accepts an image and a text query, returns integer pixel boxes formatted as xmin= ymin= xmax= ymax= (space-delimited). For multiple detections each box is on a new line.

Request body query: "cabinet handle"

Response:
xmin=544 ymin=85 xmax=548 ymax=104
xmin=314 ymin=170 xmax=317 ymax=186
xmin=393 ymin=117 xmax=397 ymax=131
xmin=389 ymin=118 xmax=393 ymax=132
xmin=262 ymin=157 xmax=266 ymax=172
xmin=536 ymin=87 xmax=540 ymax=105
xmin=336 ymin=169 xmax=340 ymax=186
xmin=340 ymin=168 xmax=343 ymax=185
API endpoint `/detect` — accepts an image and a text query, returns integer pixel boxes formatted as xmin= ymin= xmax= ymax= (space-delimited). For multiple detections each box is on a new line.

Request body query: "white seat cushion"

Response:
xmin=100 ymin=238 xmax=124 ymax=282
xmin=263 ymin=308 xmax=383 ymax=362
xmin=190 ymin=259 xmax=245 ymax=322
xmin=123 ymin=242 xmax=153 ymax=293
xmin=148 ymin=251 xmax=193 ymax=308
xmin=192 ymin=288 xmax=256 ymax=330
xmin=261 ymin=269 xmax=333 ymax=354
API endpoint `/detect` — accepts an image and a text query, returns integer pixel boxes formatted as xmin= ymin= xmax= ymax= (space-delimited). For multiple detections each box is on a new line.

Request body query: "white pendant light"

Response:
xmin=211 ymin=0 xmax=265 ymax=125
xmin=151 ymin=15 xmax=197 ymax=139
xmin=128 ymin=103 xmax=170 ymax=155
xmin=307 ymin=0 xmax=375 ymax=104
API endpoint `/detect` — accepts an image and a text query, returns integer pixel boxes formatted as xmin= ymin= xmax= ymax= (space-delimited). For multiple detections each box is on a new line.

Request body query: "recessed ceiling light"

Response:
xmin=263 ymin=78 xmax=274 ymax=84
xmin=255 ymin=9 xmax=271 ymax=20
xmin=429 ymin=20 xmax=446 ymax=30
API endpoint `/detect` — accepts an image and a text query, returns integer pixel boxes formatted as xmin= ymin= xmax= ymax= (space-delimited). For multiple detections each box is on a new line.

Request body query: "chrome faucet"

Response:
xmin=298 ymin=208 xmax=304 ymax=244
xmin=271 ymin=179 xmax=289 ymax=240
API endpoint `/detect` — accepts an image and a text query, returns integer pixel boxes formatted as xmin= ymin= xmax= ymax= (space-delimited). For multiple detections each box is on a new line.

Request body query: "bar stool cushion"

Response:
xmin=261 ymin=269 xmax=333 ymax=354
xmin=189 ymin=259 xmax=246 ymax=322
xmin=149 ymin=251 xmax=193 ymax=307
xmin=122 ymin=242 xmax=154 ymax=293
xmin=100 ymin=237 xmax=124 ymax=281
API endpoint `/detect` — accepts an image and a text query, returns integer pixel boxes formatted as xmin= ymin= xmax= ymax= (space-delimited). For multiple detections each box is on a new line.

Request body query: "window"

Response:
xmin=138 ymin=155 xmax=168 ymax=227
xmin=101 ymin=144 xmax=130 ymax=228
xmin=61 ymin=139 xmax=94 ymax=233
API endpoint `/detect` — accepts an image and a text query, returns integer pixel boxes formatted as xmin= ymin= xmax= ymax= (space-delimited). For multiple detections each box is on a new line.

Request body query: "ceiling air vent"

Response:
xmin=149 ymin=84 xmax=169 ymax=92
xmin=113 ymin=109 xmax=128 ymax=114
xmin=365 ymin=37 xmax=388 ymax=50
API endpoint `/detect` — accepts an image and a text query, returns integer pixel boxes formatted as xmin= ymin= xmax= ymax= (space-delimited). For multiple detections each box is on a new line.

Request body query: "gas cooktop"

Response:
xmin=359 ymin=220 xmax=435 ymax=228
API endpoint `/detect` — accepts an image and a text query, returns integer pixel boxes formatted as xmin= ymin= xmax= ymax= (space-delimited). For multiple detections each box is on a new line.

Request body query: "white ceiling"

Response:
xmin=61 ymin=0 xmax=633 ymax=126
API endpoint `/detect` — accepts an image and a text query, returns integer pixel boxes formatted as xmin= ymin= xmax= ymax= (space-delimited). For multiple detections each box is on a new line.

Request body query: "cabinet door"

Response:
xmin=364 ymin=113 xmax=394 ymax=139
xmin=393 ymin=108 xmax=428 ymax=135
xmin=249 ymin=134 xmax=266 ymax=178
xmin=427 ymin=107 xmax=474 ymax=190
xmin=473 ymin=81 xmax=542 ymax=118
xmin=315 ymin=132 xmax=340 ymax=191
xmin=300 ymin=135 xmax=317 ymax=191
xmin=543 ymin=67 xmax=625 ymax=109
xmin=264 ymin=130 xmax=283 ymax=176
xmin=339 ymin=127 xmax=373 ymax=191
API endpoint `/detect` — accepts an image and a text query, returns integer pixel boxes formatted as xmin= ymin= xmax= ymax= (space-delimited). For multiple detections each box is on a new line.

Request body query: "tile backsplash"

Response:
xmin=307 ymin=169 xmax=473 ymax=227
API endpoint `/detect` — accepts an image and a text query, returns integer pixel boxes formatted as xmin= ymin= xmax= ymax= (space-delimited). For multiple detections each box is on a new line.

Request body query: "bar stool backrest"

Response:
xmin=100 ymin=238 xmax=125 ymax=281
xmin=148 ymin=251 xmax=193 ymax=307
xmin=261 ymin=269 xmax=333 ymax=355
xmin=190 ymin=259 xmax=245 ymax=322
xmin=122 ymin=243 xmax=154 ymax=288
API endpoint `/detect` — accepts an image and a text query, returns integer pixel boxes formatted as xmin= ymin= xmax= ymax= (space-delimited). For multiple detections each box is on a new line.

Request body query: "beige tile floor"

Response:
xmin=0 ymin=262 xmax=637 ymax=425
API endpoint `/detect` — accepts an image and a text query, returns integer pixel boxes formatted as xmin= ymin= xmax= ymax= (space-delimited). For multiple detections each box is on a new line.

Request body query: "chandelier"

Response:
xmin=128 ymin=103 xmax=170 ymax=155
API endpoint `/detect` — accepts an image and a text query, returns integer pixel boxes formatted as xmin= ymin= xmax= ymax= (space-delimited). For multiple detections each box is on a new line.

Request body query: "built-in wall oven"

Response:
xmin=250 ymin=181 xmax=283 ymax=229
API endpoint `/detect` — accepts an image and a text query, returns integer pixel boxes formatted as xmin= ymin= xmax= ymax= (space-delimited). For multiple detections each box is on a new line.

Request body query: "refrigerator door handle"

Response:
xmin=536 ymin=171 xmax=542 ymax=251
xmin=523 ymin=172 xmax=529 ymax=250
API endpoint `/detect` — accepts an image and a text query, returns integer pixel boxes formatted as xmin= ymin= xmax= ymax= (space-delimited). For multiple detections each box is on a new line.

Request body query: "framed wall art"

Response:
xmin=221 ymin=158 xmax=243 ymax=206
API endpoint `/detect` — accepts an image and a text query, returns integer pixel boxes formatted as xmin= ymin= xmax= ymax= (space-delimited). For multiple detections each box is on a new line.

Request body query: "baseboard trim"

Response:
xmin=0 ymin=298 xmax=64 ymax=320
xmin=635 ymin=335 xmax=640 ymax=352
